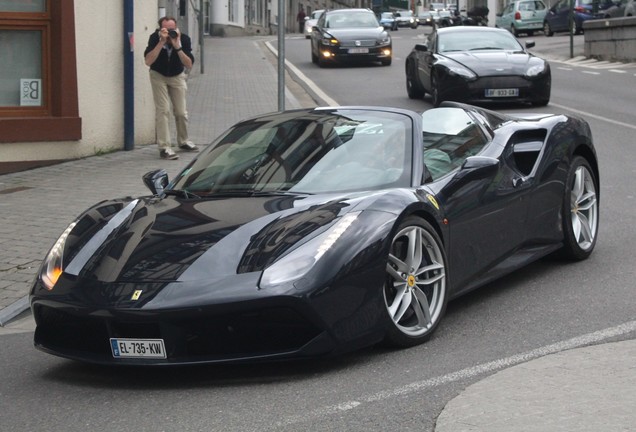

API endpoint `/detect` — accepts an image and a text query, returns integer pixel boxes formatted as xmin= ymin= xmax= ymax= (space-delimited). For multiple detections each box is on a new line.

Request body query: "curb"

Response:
xmin=0 ymin=295 xmax=29 ymax=326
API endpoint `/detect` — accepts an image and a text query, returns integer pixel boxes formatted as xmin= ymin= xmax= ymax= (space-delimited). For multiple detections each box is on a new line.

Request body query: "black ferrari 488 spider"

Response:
xmin=405 ymin=26 xmax=551 ymax=107
xmin=30 ymin=103 xmax=599 ymax=365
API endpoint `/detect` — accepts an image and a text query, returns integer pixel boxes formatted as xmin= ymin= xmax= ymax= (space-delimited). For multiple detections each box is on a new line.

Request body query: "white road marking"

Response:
xmin=275 ymin=320 xmax=636 ymax=427
xmin=582 ymin=71 xmax=601 ymax=75
xmin=549 ymin=102 xmax=636 ymax=130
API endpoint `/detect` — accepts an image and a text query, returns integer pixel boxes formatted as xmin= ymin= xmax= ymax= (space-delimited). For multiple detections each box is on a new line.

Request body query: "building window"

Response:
xmin=0 ymin=0 xmax=81 ymax=143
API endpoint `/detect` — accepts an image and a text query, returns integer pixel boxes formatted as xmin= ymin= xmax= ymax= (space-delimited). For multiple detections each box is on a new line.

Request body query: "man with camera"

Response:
xmin=144 ymin=16 xmax=197 ymax=160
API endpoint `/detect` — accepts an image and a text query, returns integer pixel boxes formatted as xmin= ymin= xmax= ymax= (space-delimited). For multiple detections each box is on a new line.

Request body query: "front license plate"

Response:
xmin=110 ymin=338 xmax=166 ymax=359
xmin=348 ymin=48 xmax=369 ymax=54
xmin=485 ymin=88 xmax=519 ymax=97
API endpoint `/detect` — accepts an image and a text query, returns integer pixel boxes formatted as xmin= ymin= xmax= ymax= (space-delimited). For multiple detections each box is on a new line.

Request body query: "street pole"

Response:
xmin=569 ymin=0 xmax=574 ymax=58
xmin=277 ymin=0 xmax=286 ymax=112
xmin=199 ymin=0 xmax=204 ymax=74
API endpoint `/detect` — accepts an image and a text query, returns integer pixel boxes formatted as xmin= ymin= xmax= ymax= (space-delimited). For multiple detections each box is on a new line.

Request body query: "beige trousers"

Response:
xmin=149 ymin=70 xmax=189 ymax=150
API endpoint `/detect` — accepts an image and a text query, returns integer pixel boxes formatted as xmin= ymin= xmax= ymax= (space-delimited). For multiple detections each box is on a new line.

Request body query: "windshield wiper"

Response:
xmin=163 ymin=189 xmax=201 ymax=199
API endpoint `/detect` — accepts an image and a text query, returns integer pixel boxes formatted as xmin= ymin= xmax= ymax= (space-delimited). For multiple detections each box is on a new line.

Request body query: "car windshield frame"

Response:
xmin=438 ymin=30 xmax=524 ymax=53
xmin=170 ymin=109 xmax=414 ymax=196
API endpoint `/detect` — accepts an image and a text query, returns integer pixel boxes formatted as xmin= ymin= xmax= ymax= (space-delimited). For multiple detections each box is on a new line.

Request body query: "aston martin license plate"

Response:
xmin=110 ymin=338 xmax=166 ymax=359
xmin=485 ymin=88 xmax=519 ymax=97
xmin=348 ymin=48 xmax=369 ymax=54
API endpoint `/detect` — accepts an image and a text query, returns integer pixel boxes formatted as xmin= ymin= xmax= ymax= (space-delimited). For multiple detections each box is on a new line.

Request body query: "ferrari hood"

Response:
xmin=57 ymin=192 xmax=393 ymax=285
xmin=443 ymin=51 xmax=535 ymax=76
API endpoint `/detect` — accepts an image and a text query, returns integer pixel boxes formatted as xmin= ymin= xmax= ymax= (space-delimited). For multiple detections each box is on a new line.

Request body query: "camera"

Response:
xmin=168 ymin=29 xmax=178 ymax=38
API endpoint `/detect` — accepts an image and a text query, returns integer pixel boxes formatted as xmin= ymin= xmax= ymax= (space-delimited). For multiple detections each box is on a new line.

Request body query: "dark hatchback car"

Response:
xmin=405 ymin=26 xmax=551 ymax=107
xmin=310 ymin=8 xmax=392 ymax=67
xmin=543 ymin=0 xmax=596 ymax=35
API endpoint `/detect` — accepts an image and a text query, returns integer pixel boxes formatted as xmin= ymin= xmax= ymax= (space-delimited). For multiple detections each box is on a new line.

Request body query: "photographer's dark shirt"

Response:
xmin=144 ymin=31 xmax=195 ymax=77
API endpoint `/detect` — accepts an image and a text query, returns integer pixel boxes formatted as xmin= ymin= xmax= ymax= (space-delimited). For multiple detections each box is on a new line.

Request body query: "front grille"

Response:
xmin=340 ymin=39 xmax=376 ymax=48
xmin=34 ymin=304 xmax=322 ymax=362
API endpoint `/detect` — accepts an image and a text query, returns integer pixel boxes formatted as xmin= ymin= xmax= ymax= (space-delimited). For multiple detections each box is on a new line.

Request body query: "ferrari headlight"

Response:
xmin=41 ymin=221 xmax=77 ymax=290
xmin=525 ymin=63 xmax=546 ymax=77
xmin=260 ymin=212 xmax=360 ymax=287
xmin=447 ymin=64 xmax=476 ymax=80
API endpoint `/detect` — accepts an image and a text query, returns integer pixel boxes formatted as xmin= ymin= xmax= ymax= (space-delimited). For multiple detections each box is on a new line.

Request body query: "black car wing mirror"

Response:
xmin=143 ymin=169 xmax=169 ymax=196
xmin=525 ymin=40 xmax=536 ymax=48
xmin=415 ymin=43 xmax=428 ymax=52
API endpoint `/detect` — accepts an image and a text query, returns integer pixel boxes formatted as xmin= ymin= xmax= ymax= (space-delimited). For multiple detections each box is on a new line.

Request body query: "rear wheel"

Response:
xmin=557 ymin=156 xmax=599 ymax=260
xmin=511 ymin=25 xmax=519 ymax=37
xmin=543 ymin=21 xmax=553 ymax=36
xmin=383 ymin=217 xmax=448 ymax=347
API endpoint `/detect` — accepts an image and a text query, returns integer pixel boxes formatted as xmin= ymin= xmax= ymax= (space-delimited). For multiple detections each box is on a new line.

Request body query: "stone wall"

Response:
xmin=583 ymin=17 xmax=636 ymax=62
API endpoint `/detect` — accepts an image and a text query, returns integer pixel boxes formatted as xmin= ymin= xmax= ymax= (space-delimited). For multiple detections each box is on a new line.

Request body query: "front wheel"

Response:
xmin=383 ymin=217 xmax=448 ymax=347
xmin=406 ymin=61 xmax=424 ymax=98
xmin=557 ymin=156 xmax=599 ymax=260
xmin=431 ymin=73 xmax=443 ymax=107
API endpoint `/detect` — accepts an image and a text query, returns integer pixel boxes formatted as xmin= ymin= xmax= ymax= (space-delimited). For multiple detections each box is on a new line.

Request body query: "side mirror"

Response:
xmin=525 ymin=40 xmax=535 ymax=48
xmin=415 ymin=43 xmax=429 ymax=52
xmin=142 ymin=169 xmax=169 ymax=196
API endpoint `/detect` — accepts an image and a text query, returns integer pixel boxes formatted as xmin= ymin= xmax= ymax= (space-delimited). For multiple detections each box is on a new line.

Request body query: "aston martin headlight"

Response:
xmin=447 ymin=65 xmax=477 ymax=80
xmin=525 ymin=63 xmax=546 ymax=77
xmin=41 ymin=221 xmax=77 ymax=290
xmin=260 ymin=212 xmax=360 ymax=287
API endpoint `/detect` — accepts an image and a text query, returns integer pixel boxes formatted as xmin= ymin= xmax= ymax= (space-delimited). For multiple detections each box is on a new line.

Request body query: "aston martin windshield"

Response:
xmin=439 ymin=29 xmax=523 ymax=53
xmin=171 ymin=109 xmax=413 ymax=195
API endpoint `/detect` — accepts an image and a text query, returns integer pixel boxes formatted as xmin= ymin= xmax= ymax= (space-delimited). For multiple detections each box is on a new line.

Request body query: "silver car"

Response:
xmin=304 ymin=9 xmax=324 ymax=39
xmin=496 ymin=0 xmax=547 ymax=36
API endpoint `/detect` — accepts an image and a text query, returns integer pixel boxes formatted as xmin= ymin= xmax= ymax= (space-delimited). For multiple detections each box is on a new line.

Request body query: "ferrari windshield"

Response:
xmin=438 ymin=30 xmax=523 ymax=53
xmin=171 ymin=109 xmax=413 ymax=195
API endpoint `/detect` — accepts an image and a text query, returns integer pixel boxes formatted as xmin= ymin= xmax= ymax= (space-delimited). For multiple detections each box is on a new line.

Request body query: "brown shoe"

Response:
xmin=179 ymin=141 xmax=199 ymax=152
xmin=160 ymin=148 xmax=179 ymax=160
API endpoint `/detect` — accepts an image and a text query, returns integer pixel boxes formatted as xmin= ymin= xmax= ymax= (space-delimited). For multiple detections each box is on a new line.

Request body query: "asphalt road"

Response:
xmin=2 ymin=30 xmax=635 ymax=432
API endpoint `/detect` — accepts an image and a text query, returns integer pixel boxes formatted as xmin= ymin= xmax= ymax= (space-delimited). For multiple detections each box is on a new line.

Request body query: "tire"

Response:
xmin=557 ymin=156 xmax=599 ymax=260
xmin=383 ymin=217 xmax=448 ymax=347
xmin=431 ymin=72 xmax=443 ymax=107
xmin=527 ymin=30 xmax=534 ymax=36
xmin=511 ymin=25 xmax=519 ymax=37
xmin=406 ymin=61 xmax=424 ymax=99
xmin=543 ymin=21 xmax=553 ymax=37
xmin=311 ymin=48 xmax=318 ymax=64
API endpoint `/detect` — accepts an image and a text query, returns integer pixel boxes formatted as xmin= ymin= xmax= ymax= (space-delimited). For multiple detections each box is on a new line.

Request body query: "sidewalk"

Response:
xmin=0 ymin=34 xmax=634 ymax=432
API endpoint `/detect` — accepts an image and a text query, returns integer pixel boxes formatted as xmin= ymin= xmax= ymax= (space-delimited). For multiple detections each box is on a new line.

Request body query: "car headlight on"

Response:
xmin=525 ymin=62 xmax=547 ymax=77
xmin=260 ymin=212 xmax=360 ymax=287
xmin=40 ymin=221 xmax=77 ymax=290
xmin=447 ymin=65 xmax=477 ymax=80
xmin=321 ymin=33 xmax=339 ymax=46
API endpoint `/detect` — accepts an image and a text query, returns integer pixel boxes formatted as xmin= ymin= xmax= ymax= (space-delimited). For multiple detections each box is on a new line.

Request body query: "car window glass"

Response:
xmin=421 ymin=108 xmax=488 ymax=181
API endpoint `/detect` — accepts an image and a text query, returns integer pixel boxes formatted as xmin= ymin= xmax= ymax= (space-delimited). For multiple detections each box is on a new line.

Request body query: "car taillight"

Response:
xmin=515 ymin=11 xmax=521 ymax=19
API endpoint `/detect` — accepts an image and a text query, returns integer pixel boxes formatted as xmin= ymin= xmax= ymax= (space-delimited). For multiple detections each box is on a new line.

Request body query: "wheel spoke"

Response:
xmin=414 ymin=262 xmax=445 ymax=285
xmin=405 ymin=228 xmax=423 ymax=272
xmin=387 ymin=253 xmax=408 ymax=275
xmin=387 ymin=282 xmax=408 ymax=317
xmin=576 ymin=212 xmax=594 ymax=245
xmin=412 ymin=287 xmax=433 ymax=326
xmin=393 ymin=289 xmax=412 ymax=322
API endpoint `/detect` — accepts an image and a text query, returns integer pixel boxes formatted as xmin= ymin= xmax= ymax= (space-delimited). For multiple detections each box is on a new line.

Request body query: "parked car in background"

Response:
xmin=394 ymin=9 xmax=419 ymax=28
xmin=596 ymin=0 xmax=629 ymax=17
xmin=405 ymin=26 xmax=551 ymax=106
xmin=304 ymin=9 xmax=324 ymax=39
xmin=496 ymin=0 xmax=548 ymax=36
xmin=543 ymin=0 xmax=595 ymax=35
xmin=310 ymin=8 xmax=392 ymax=67
xmin=379 ymin=11 xmax=399 ymax=30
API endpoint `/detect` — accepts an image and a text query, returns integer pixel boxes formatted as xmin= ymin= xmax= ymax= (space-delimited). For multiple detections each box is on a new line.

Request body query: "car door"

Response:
xmin=415 ymin=32 xmax=436 ymax=92
xmin=422 ymin=108 xmax=531 ymax=292
xmin=546 ymin=0 xmax=569 ymax=31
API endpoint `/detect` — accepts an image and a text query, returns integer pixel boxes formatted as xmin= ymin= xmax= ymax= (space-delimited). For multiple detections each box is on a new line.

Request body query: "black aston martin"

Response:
xmin=30 ymin=103 xmax=599 ymax=365
xmin=405 ymin=26 xmax=551 ymax=107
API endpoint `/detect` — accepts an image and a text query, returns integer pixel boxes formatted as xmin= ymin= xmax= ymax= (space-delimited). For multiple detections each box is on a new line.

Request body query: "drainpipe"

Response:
xmin=124 ymin=0 xmax=134 ymax=151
